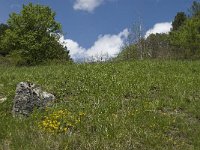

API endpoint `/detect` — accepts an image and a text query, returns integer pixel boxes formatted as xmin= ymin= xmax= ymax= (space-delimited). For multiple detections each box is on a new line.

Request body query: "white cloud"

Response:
xmin=87 ymin=29 xmax=128 ymax=57
xmin=73 ymin=0 xmax=117 ymax=12
xmin=59 ymin=36 xmax=86 ymax=60
xmin=145 ymin=22 xmax=172 ymax=38
xmin=73 ymin=0 xmax=104 ymax=12
xmin=59 ymin=29 xmax=129 ymax=61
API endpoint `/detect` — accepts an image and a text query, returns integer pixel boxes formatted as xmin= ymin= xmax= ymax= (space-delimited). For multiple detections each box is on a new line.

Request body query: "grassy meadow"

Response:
xmin=0 ymin=60 xmax=200 ymax=149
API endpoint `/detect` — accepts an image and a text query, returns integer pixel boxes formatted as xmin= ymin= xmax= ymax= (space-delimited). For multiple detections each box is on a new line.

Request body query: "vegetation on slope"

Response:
xmin=117 ymin=1 xmax=200 ymax=61
xmin=0 ymin=61 xmax=200 ymax=149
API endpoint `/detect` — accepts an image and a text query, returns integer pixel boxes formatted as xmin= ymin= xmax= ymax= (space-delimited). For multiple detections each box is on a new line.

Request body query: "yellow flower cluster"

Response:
xmin=38 ymin=109 xmax=85 ymax=134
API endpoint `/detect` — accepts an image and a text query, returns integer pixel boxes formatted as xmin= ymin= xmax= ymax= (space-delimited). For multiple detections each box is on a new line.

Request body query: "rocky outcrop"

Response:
xmin=12 ymin=82 xmax=55 ymax=117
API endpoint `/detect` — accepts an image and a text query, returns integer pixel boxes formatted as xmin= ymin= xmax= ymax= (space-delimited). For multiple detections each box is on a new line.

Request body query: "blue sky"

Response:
xmin=0 ymin=0 xmax=195 ymax=60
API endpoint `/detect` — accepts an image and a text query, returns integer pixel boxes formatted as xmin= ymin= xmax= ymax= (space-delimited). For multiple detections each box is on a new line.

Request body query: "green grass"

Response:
xmin=0 ymin=60 xmax=200 ymax=149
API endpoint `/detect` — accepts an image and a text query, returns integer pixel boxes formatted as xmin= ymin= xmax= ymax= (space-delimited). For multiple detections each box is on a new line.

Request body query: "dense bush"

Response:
xmin=0 ymin=3 xmax=71 ymax=66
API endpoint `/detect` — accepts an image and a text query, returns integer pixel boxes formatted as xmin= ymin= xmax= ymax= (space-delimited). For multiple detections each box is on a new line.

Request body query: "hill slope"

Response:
xmin=0 ymin=61 xmax=200 ymax=149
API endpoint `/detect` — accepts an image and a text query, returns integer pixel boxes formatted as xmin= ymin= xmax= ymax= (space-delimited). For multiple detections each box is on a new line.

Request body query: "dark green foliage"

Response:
xmin=1 ymin=3 xmax=71 ymax=65
xmin=170 ymin=16 xmax=200 ymax=59
xmin=0 ymin=24 xmax=9 ymax=36
xmin=189 ymin=1 xmax=200 ymax=17
xmin=0 ymin=24 xmax=10 ymax=56
xmin=169 ymin=1 xmax=200 ymax=59
xmin=172 ymin=12 xmax=187 ymax=31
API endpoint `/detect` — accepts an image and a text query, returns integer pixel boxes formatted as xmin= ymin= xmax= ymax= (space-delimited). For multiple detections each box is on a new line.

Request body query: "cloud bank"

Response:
xmin=59 ymin=29 xmax=129 ymax=61
xmin=145 ymin=22 xmax=172 ymax=38
xmin=73 ymin=0 xmax=104 ymax=12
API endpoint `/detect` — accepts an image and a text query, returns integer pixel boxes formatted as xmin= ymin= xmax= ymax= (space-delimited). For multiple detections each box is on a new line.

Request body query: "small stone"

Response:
xmin=12 ymin=82 xmax=55 ymax=117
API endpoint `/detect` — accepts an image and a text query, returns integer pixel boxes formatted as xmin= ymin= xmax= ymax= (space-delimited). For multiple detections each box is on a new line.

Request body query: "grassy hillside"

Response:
xmin=0 ymin=61 xmax=200 ymax=149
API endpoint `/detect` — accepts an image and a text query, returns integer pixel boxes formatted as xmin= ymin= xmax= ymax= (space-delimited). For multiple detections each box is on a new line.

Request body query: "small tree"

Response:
xmin=122 ymin=20 xmax=146 ymax=60
xmin=170 ymin=17 xmax=200 ymax=59
xmin=172 ymin=12 xmax=187 ymax=31
xmin=1 ymin=3 xmax=71 ymax=65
